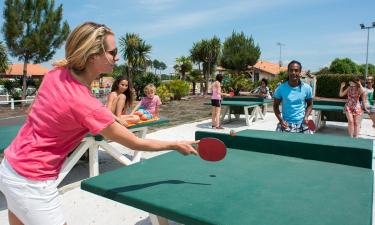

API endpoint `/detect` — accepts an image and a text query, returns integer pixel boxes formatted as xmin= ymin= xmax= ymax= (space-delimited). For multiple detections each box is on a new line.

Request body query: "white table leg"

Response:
xmin=97 ymin=140 xmax=132 ymax=165
xmin=149 ymin=214 xmax=171 ymax=225
xmin=220 ymin=106 xmax=229 ymax=124
xmin=244 ymin=106 xmax=257 ymax=126
xmin=56 ymin=138 xmax=95 ymax=185
xmin=89 ymin=142 xmax=99 ymax=177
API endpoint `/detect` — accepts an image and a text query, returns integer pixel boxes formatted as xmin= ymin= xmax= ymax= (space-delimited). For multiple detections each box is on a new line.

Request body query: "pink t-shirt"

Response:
xmin=140 ymin=95 xmax=161 ymax=115
xmin=4 ymin=67 xmax=114 ymax=180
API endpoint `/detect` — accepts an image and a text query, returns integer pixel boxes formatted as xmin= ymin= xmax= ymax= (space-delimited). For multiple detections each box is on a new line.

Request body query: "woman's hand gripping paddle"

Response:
xmin=307 ymin=120 xmax=316 ymax=132
xmin=196 ymin=138 xmax=227 ymax=162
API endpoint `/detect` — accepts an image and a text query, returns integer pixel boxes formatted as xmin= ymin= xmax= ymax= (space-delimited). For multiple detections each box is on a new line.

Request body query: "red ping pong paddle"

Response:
xmin=229 ymin=92 xmax=234 ymax=97
xmin=307 ymin=120 xmax=316 ymax=131
xmin=197 ymin=138 xmax=227 ymax=162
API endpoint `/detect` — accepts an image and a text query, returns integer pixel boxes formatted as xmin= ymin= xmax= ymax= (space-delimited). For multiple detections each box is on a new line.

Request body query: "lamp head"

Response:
xmin=360 ymin=24 xmax=365 ymax=29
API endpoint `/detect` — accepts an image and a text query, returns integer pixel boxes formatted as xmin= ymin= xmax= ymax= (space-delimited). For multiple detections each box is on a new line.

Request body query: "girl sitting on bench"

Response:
xmin=107 ymin=76 xmax=140 ymax=126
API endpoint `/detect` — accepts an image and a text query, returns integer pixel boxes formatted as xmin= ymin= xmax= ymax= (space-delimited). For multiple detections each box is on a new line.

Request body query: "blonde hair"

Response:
xmin=144 ymin=84 xmax=156 ymax=94
xmin=53 ymin=22 xmax=114 ymax=73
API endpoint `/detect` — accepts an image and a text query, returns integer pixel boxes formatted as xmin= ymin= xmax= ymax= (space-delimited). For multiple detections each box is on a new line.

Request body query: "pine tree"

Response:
xmin=0 ymin=42 xmax=8 ymax=73
xmin=2 ymin=0 xmax=70 ymax=99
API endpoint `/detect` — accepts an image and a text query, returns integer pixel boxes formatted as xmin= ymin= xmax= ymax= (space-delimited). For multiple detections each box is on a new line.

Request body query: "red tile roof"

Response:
xmin=250 ymin=60 xmax=287 ymax=75
xmin=216 ymin=60 xmax=288 ymax=76
xmin=5 ymin=64 xmax=49 ymax=77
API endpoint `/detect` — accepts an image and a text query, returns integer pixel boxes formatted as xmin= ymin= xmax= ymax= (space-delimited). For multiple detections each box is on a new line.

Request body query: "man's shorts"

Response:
xmin=211 ymin=99 xmax=221 ymax=107
xmin=276 ymin=122 xmax=311 ymax=134
xmin=0 ymin=158 xmax=65 ymax=225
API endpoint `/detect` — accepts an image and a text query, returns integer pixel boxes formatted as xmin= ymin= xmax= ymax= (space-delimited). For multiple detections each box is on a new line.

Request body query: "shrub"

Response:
xmin=133 ymin=72 xmax=161 ymax=99
xmin=316 ymin=74 xmax=364 ymax=98
xmin=156 ymin=83 xmax=172 ymax=103
xmin=168 ymin=80 xmax=190 ymax=100
xmin=222 ymin=74 xmax=252 ymax=95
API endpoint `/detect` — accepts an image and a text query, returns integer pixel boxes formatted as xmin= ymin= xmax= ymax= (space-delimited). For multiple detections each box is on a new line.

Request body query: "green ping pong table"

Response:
xmin=0 ymin=118 xmax=169 ymax=185
xmin=81 ymin=129 xmax=373 ymax=225
xmin=312 ymin=98 xmax=346 ymax=130
xmin=205 ymin=97 xmax=273 ymax=126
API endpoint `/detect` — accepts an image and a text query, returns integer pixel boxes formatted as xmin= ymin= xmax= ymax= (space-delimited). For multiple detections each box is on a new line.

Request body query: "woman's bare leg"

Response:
xmin=115 ymin=94 xmax=126 ymax=117
xmin=370 ymin=114 xmax=375 ymax=128
xmin=215 ymin=107 xmax=221 ymax=128
xmin=8 ymin=210 xmax=23 ymax=225
xmin=345 ymin=111 xmax=354 ymax=137
xmin=353 ymin=115 xmax=361 ymax=138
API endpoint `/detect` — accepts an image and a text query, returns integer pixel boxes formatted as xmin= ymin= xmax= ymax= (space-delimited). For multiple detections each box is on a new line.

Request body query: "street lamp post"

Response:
xmin=360 ymin=22 xmax=375 ymax=80
xmin=277 ymin=42 xmax=285 ymax=67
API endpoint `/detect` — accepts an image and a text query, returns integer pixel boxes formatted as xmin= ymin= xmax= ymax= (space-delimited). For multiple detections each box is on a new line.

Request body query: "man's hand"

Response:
xmin=280 ymin=120 xmax=288 ymax=130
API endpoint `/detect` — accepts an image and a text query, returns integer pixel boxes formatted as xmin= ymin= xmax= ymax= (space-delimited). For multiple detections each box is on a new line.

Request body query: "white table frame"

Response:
xmin=220 ymin=104 xmax=267 ymax=126
xmin=56 ymin=127 xmax=148 ymax=185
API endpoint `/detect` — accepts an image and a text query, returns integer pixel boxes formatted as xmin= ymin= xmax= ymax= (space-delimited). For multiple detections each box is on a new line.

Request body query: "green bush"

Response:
xmin=316 ymin=74 xmax=365 ymax=98
xmin=168 ymin=80 xmax=190 ymax=100
xmin=222 ymin=74 xmax=252 ymax=95
xmin=133 ymin=72 xmax=161 ymax=99
xmin=156 ymin=83 xmax=173 ymax=102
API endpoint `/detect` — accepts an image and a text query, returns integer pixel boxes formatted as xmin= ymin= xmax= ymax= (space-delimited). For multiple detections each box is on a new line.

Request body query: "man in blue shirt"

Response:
xmin=273 ymin=60 xmax=313 ymax=133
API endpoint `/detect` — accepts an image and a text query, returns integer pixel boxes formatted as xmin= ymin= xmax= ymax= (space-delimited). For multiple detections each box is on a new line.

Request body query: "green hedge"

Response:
xmin=316 ymin=74 xmax=365 ymax=98
xmin=316 ymin=74 xmax=365 ymax=122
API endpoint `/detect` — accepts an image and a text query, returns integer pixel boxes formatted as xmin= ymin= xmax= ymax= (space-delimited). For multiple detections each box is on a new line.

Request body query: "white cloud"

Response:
xmin=136 ymin=0 xmax=313 ymax=38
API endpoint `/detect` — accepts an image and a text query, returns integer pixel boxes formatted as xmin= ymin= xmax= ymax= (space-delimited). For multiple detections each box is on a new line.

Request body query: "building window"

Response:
xmin=254 ymin=72 xmax=259 ymax=82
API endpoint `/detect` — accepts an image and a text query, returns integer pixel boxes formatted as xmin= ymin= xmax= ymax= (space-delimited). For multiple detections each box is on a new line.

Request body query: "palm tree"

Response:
xmin=175 ymin=56 xmax=192 ymax=80
xmin=136 ymin=40 xmax=152 ymax=73
xmin=119 ymin=33 xmax=140 ymax=79
xmin=190 ymin=37 xmax=221 ymax=94
xmin=202 ymin=37 xmax=221 ymax=95
xmin=0 ymin=42 xmax=8 ymax=73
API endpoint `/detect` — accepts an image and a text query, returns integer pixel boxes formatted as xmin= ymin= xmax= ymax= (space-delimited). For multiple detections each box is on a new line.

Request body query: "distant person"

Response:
xmin=361 ymin=76 xmax=374 ymax=128
xmin=339 ymin=77 xmax=369 ymax=137
xmin=211 ymin=74 xmax=231 ymax=129
xmin=273 ymin=60 xmax=313 ymax=133
xmin=131 ymin=84 xmax=162 ymax=119
xmin=364 ymin=76 xmax=375 ymax=128
xmin=276 ymin=79 xmax=284 ymax=87
xmin=255 ymin=78 xmax=271 ymax=99
xmin=107 ymin=76 xmax=139 ymax=126
xmin=0 ymin=22 xmax=197 ymax=225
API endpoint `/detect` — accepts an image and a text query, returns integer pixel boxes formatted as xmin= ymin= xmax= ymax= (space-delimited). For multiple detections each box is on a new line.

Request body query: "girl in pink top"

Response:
xmin=131 ymin=84 xmax=162 ymax=118
xmin=211 ymin=74 xmax=231 ymax=129
xmin=0 ymin=22 xmax=197 ymax=225
xmin=339 ymin=77 xmax=369 ymax=138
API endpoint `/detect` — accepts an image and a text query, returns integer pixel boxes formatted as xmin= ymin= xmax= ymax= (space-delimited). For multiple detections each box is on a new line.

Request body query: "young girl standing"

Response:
xmin=107 ymin=76 xmax=139 ymax=126
xmin=339 ymin=77 xmax=369 ymax=137
xmin=211 ymin=74 xmax=230 ymax=129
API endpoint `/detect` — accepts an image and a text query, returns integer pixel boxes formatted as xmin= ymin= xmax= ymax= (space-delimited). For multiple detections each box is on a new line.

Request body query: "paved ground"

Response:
xmin=0 ymin=113 xmax=374 ymax=225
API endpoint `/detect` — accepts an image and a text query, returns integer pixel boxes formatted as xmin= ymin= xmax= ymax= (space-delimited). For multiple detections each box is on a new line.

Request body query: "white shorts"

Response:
xmin=0 ymin=158 xmax=65 ymax=225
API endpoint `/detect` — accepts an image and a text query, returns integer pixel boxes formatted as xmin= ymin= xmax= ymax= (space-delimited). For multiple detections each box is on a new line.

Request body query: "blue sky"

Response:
xmin=0 ymin=0 xmax=374 ymax=74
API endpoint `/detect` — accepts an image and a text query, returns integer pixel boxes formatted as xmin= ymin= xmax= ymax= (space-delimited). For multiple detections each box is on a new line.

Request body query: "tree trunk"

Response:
xmin=22 ymin=60 xmax=28 ymax=100
xmin=204 ymin=64 xmax=211 ymax=95
xmin=182 ymin=71 xmax=185 ymax=80
xmin=192 ymin=82 xmax=196 ymax=95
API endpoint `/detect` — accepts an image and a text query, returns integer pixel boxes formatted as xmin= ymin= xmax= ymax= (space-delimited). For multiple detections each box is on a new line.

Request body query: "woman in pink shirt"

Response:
xmin=0 ymin=22 xmax=197 ymax=225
